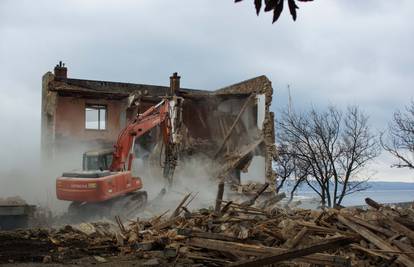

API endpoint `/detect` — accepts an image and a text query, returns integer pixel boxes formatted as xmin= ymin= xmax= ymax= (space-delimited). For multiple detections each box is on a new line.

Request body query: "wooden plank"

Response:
xmin=218 ymin=138 xmax=264 ymax=176
xmin=338 ymin=215 xmax=414 ymax=267
xmin=365 ymin=198 xmax=383 ymax=210
xmin=395 ymin=217 xmax=414 ymax=231
xmin=297 ymin=221 xmax=350 ymax=236
xmin=346 ymin=215 xmax=394 ymax=237
xmin=241 ymin=183 xmax=269 ymax=207
xmin=186 ymin=253 xmax=232 ymax=264
xmin=152 ymin=216 xmax=180 ymax=231
xmin=170 ymin=193 xmax=191 ymax=219
xmin=392 ymin=240 xmax=414 ymax=260
xmin=215 ymin=181 xmax=225 ymax=214
xmin=187 ymin=237 xmax=351 ymax=267
xmin=178 ymin=228 xmax=245 ymax=243
xmin=220 ymin=200 xmax=233 ymax=215
xmin=115 ymin=215 xmax=126 ymax=234
xmin=386 ymin=219 xmax=414 ymax=241
xmin=350 ymin=244 xmax=391 ymax=260
xmin=260 ymin=228 xmax=286 ymax=242
xmin=228 ymin=236 xmax=354 ymax=267
xmin=284 ymin=226 xmax=308 ymax=249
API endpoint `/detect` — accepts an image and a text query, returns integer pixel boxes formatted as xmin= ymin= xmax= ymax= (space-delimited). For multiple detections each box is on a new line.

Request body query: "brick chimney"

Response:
xmin=54 ymin=61 xmax=67 ymax=79
xmin=169 ymin=72 xmax=180 ymax=96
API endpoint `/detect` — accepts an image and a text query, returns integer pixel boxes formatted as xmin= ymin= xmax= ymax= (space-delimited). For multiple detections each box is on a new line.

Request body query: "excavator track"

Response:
xmin=67 ymin=191 xmax=148 ymax=221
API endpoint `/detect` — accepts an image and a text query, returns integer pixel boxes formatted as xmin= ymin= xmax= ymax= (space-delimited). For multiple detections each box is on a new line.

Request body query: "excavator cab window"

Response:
xmin=83 ymin=152 xmax=113 ymax=171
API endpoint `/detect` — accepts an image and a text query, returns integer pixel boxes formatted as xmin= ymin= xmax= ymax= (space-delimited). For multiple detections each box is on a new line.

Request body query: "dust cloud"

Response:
xmin=0 ymin=98 xmax=54 ymax=211
xmin=0 ymin=130 xmax=103 ymax=214
xmin=131 ymin=152 xmax=221 ymax=218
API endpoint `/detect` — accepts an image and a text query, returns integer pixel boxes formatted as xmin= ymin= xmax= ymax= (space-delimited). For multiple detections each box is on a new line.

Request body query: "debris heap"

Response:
xmin=1 ymin=197 xmax=414 ymax=266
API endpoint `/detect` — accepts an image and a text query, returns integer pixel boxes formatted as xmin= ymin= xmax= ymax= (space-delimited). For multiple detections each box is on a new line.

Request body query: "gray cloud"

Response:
xmin=0 ymin=0 xmax=413 ymax=183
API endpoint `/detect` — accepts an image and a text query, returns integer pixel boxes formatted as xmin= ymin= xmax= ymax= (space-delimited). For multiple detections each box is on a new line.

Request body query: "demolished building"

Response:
xmin=41 ymin=62 xmax=276 ymax=188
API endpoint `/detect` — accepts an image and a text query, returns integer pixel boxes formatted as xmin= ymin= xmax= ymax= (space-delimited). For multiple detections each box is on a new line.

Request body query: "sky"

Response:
xmin=0 ymin=0 xmax=413 ymax=184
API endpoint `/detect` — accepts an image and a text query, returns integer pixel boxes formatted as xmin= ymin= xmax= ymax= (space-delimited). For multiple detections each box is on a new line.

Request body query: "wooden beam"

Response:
xmin=386 ymin=219 xmax=414 ymax=241
xmin=214 ymin=94 xmax=255 ymax=158
xmin=187 ymin=237 xmax=351 ymax=266
xmin=395 ymin=217 xmax=414 ymax=231
xmin=346 ymin=215 xmax=394 ymax=237
xmin=350 ymin=244 xmax=391 ymax=260
xmin=228 ymin=236 xmax=354 ymax=267
xmin=283 ymin=226 xmax=309 ymax=249
xmin=178 ymin=228 xmax=244 ymax=243
xmin=215 ymin=181 xmax=225 ymax=214
xmin=338 ymin=215 xmax=414 ymax=267
xmin=392 ymin=240 xmax=414 ymax=259
xmin=296 ymin=221 xmax=350 ymax=236
xmin=365 ymin=198 xmax=383 ymax=210
xmin=170 ymin=193 xmax=191 ymax=219
xmin=115 ymin=215 xmax=126 ymax=234
xmin=151 ymin=216 xmax=180 ymax=231
xmin=241 ymin=183 xmax=269 ymax=207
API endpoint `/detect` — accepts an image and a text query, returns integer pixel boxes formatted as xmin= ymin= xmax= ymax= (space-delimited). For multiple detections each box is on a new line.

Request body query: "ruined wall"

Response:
xmin=179 ymin=95 xmax=259 ymax=159
xmin=41 ymin=72 xmax=57 ymax=160
xmin=54 ymin=97 xmax=125 ymax=145
xmin=214 ymin=76 xmax=277 ymax=188
xmin=41 ymin=66 xmax=276 ymax=190
xmin=42 ymin=73 xmax=129 ymax=161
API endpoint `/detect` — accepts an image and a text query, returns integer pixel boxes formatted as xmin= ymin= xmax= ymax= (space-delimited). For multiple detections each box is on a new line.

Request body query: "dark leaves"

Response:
xmin=254 ymin=0 xmax=262 ymax=15
xmin=235 ymin=0 xmax=313 ymax=23
xmin=288 ymin=0 xmax=299 ymax=21
xmin=264 ymin=0 xmax=275 ymax=12
xmin=272 ymin=0 xmax=284 ymax=23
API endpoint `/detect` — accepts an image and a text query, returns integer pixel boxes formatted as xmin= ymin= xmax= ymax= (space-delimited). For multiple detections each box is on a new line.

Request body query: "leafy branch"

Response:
xmin=235 ymin=0 xmax=314 ymax=23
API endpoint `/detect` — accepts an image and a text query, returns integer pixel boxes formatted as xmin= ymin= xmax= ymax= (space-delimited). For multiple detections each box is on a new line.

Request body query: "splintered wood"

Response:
xmin=1 ymin=197 xmax=414 ymax=266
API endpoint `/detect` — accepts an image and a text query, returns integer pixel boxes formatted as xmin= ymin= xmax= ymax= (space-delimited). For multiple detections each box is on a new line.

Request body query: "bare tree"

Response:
xmin=274 ymin=144 xmax=308 ymax=202
xmin=235 ymin=0 xmax=313 ymax=23
xmin=275 ymin=106 xmax=379 ymax=207
xmin=274 ymin=144 xmax=295 ymax=193
xmin=381 ymin=101 xmax=414 ymax=170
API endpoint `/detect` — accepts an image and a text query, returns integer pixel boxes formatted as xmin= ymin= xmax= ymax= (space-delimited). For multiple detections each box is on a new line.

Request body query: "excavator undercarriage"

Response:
xmin=67 ymin=191 xmax=148 ymax=220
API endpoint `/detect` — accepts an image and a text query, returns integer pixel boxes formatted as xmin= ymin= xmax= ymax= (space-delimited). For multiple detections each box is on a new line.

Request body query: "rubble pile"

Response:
xmin=0 ymin=196 xmax=27 ymax=206
xmin=0 ymin=197 xmax=414 ymax=266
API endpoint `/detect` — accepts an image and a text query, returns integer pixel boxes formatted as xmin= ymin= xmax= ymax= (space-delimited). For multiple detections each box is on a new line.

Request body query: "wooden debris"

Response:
xmin=1 ymin=197 xmax=413 ymax=267
xmin=115 ymin=215 xmax=126 ymax=234
xmin=385 ymin=218 xmax=414 ymax=241
xmin=215 ymin=181 xmax=225 ymax=214
xmin=338 ymin=215 xmax=414 ymax=267
xmin=187 ymin=237 xmax=351 ymax=266
xmin=214 ymin=93 xmax=255 ymax=158
xmin=178 ymin=228 xmax=245 ymax=242
xmin=241 ymin=182 xmax=269 ymax=207
xmin=170 ymin=193 xmax=192 ymax=219
xmin=283 ymin=226 xmax=308 ymax=249
xmin=365 ymin=197 xmax=383 ymax=210
xmin=228 ymin=236 xmax=354 ymax=267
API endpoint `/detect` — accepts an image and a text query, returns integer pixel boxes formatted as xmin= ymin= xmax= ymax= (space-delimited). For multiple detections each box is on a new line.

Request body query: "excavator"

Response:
xmin=56 ymin=96 xmax=183 ymax=218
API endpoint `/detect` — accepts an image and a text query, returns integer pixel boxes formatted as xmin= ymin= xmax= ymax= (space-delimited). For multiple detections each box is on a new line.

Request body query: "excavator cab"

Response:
xmin=82 ymin=148 xmax=114 ymax=171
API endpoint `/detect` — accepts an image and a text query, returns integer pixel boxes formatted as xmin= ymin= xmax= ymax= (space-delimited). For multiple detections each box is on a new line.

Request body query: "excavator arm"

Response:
xmin=109 ymin=98 xmax=181 ymax=183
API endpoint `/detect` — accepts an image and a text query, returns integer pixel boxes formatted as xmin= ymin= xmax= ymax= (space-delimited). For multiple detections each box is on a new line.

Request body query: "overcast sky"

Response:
xmin=0 ymin=0 xmax=413 ymax=182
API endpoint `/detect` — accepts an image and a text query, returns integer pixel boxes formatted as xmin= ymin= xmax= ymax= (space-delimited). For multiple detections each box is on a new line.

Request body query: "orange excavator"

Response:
xmin=56 ymin=97 xmax=183 ymax=218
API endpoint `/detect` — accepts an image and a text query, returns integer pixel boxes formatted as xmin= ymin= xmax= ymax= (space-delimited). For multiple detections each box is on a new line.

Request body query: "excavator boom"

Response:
xmin=110 ymin=99 xmax=171 ymax=172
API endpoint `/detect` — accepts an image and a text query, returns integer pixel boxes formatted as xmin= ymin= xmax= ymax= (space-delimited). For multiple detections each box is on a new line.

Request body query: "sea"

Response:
xmin=285 ymin=181 xmax=414 ymax=207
